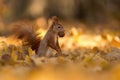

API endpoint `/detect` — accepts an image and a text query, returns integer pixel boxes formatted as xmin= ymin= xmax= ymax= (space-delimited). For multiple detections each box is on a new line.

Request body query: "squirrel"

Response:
xmin=13 ymin=16 xmax=65 ymax=57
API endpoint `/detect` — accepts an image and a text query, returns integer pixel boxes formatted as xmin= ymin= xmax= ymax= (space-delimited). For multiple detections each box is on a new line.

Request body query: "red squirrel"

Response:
xmin=13 ymin=16 xmax=65 ymax=57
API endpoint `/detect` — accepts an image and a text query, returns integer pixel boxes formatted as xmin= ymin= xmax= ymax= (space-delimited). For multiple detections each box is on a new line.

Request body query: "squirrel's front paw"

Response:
xmin=37 ymin=53 xmax=45 ymax=57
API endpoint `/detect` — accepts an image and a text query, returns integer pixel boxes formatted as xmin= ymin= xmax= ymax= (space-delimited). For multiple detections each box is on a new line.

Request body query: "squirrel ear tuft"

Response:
xmin=52 ymin=16 xmax=59 ymax=23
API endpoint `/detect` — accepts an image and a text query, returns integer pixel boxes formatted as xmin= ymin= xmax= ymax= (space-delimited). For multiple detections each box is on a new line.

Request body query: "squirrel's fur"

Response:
xmin=13 ymin=24 xmax=40 ymax=52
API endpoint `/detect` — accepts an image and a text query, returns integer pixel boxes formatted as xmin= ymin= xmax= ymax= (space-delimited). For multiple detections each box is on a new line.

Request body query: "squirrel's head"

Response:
xmin=51 ymin=16 xmax=65 ymax=37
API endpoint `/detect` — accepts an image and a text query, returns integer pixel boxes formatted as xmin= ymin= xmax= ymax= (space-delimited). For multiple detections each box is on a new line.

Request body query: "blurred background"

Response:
xmin=0 ymin=0 xmax=120 ymax=24
xmin=0 ymin=1 xmax=120 ymax=80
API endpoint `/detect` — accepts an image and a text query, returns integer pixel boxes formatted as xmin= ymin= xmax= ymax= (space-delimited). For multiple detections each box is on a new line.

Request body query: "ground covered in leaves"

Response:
xmin=0 ymin=22 xmax=120 ymax=80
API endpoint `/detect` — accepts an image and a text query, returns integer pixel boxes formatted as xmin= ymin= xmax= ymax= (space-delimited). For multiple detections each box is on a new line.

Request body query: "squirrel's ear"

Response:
xmin=52 ymin=16 xmax=59 ymax=23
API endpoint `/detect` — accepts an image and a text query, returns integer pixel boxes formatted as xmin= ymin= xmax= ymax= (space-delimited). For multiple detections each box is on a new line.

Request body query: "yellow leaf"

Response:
xmin=101 ymin=61 xmax=109 ymax=69
xmin=71 ymin=27 xmax=78 ymax=36
xmin=11 ymin=48 xmax=17 ymax=62
xmin=25 ymin=55 xmax=31 ymax=62
xmin=57 ymin=56 xmax=66 ymax=64
xmin=28 ymin=48 xmax=35 ymax=56
xmin=18 ymin=47 xmax=24 ymax=53
xmin=83 ymin=53 xmax=95 ymax=63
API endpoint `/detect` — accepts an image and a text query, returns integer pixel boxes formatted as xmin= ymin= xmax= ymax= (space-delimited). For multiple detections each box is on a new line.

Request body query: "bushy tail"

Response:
xmin=12 ymin=24 xmax=40 ymax=52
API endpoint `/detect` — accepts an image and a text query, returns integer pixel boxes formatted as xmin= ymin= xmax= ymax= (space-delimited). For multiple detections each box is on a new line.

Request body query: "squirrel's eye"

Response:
xmin=58 ymin=26 xmax=61 ymax=28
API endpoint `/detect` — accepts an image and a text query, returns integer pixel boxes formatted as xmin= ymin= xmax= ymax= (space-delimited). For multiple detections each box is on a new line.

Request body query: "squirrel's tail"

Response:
xmin=12 ymin=24 xmax=40 ymax=52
